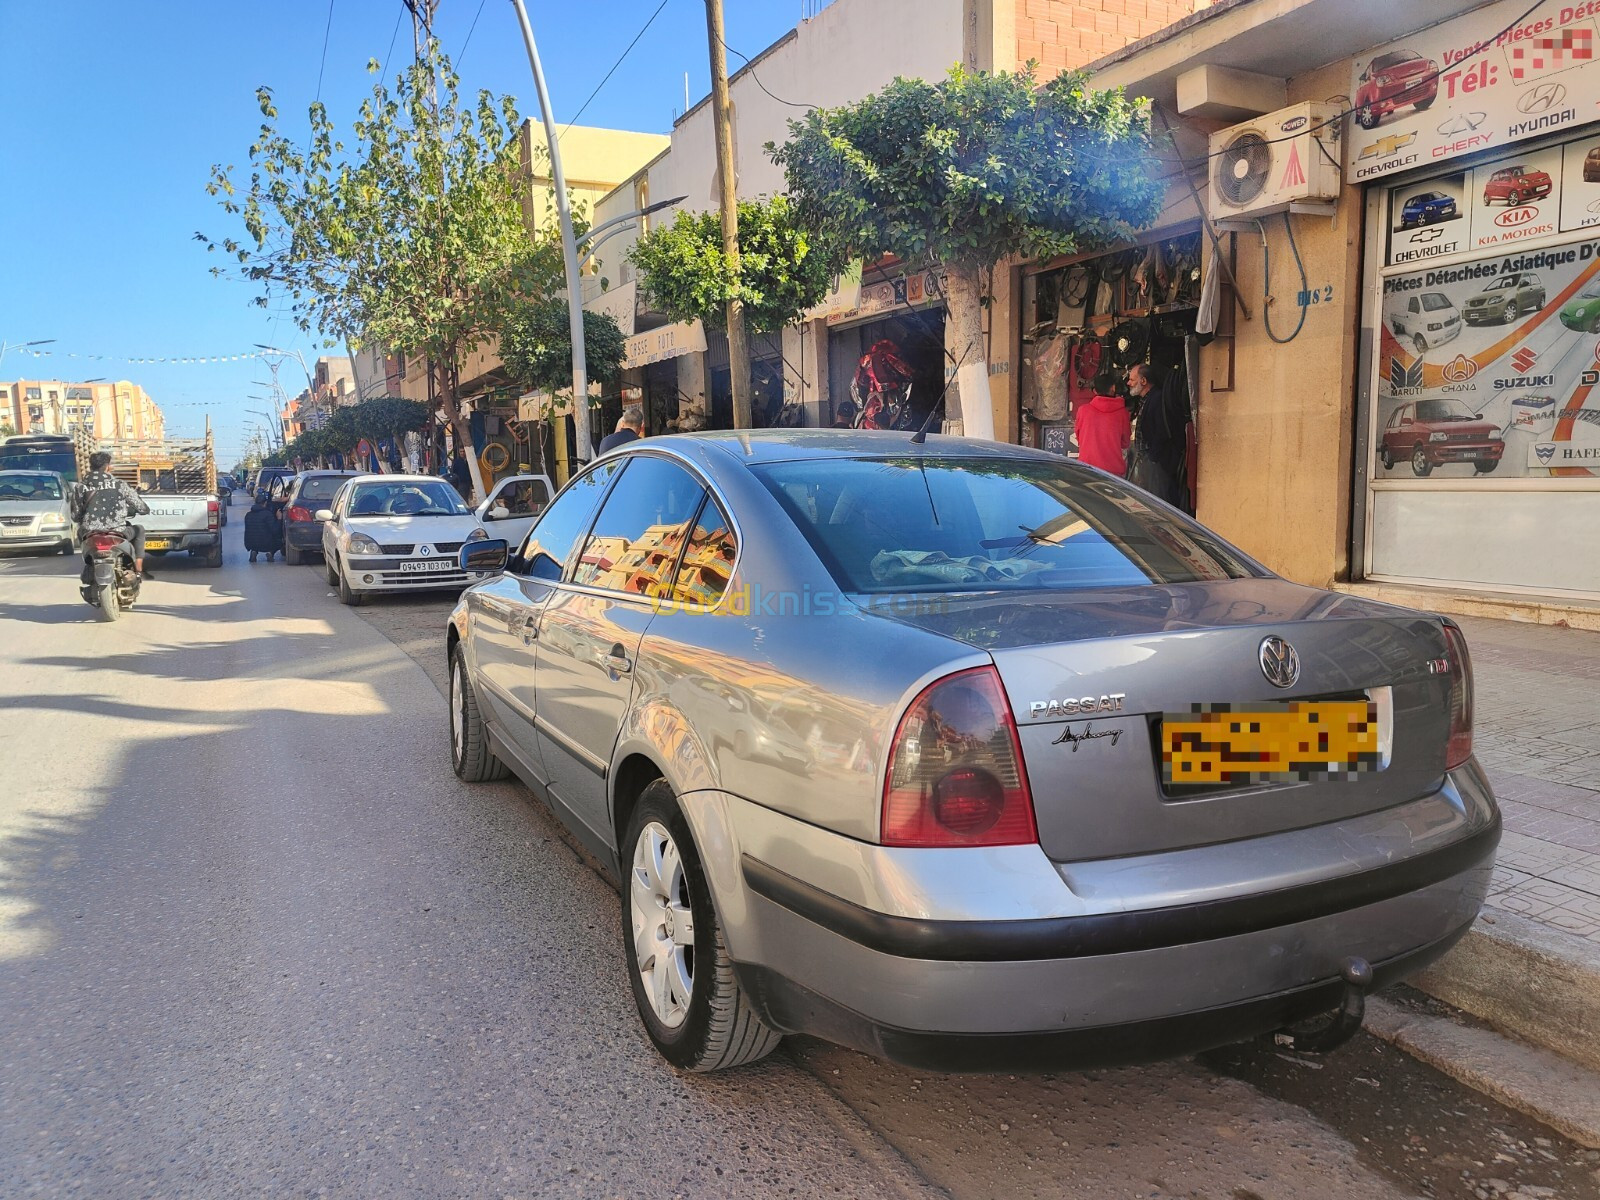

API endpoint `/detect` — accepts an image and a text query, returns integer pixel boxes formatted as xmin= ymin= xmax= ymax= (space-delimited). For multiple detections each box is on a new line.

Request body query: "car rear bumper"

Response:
xmin=688 ymin=760 xmax=1498 ymax=1069
xmin=145 ymin=532 xmax=218 ymax=552
xmin=285 ymin=523 xmax=324 ymax=549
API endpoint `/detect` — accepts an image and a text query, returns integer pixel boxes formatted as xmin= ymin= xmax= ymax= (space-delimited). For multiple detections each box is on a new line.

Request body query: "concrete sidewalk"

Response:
xmin=1461 ymin=615 xmax=1600 ymax=942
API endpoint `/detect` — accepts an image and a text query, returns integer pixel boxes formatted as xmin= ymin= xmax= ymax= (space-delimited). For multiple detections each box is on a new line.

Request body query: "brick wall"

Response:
xmin=1014 ymin=0 xmax=1205 ymax=74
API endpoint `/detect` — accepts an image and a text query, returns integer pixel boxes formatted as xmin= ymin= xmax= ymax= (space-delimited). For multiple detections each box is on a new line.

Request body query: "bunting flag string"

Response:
xmin=13 ymin=348 xmax=274 ymax=365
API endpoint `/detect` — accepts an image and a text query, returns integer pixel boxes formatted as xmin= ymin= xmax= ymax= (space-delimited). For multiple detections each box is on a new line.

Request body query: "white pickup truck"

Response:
xmin=80 ymin=429 xmax=224 ymax=568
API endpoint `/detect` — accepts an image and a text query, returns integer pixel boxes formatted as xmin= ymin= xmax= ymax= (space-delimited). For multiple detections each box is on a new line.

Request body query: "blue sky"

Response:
xmin=0 ymin=0 xmax=801 ymax=465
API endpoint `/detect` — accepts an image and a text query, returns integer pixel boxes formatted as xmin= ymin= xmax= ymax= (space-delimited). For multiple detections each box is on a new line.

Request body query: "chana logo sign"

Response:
xmin=1441 ymin=354 xmax=1479 ymax=383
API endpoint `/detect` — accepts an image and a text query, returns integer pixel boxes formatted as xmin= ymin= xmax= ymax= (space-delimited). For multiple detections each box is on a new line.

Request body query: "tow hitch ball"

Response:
xmin=1274 ymin=957 xmax=1374 ymax=1054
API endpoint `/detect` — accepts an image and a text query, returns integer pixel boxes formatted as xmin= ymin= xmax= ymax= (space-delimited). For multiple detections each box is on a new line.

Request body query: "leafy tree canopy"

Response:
xmin=628 ymin=196 xmax=845 ymax=334
xmin=769 ymin=65 xmax=1163 ymax=271
xmin=498 ymin=300 xmax=627 ymax=397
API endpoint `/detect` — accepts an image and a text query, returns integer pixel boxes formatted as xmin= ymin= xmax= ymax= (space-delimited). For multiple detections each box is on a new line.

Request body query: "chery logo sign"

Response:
xmin=1495 ymin=207 xmax=1540 ymax=228
xmin=1441 ymin=354 xmax=1478 ymax=382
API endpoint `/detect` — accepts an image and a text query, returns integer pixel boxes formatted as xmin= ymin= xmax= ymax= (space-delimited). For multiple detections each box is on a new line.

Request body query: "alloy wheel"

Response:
xmin=449 ymin=660 xmax=466 ymax=765
xmin=629 ymin=821 xmax=695 ymax=1029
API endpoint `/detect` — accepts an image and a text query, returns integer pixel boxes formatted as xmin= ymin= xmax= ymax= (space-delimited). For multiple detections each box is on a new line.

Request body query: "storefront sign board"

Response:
xmin=1350 ymin=0 xmax=1600 ymax=184
xmin=803 ymin=260 xmax=863 ymax=321
xmin=586 ymin=280 xmax=637 ymax=337
xmin=1466 ymin=144 xmax=1565 ymax=249
xmin=825 ymin=268 xmax=946 ymax=326
xmin=1375 ymin=230 xmax=1600 ymax=480
xmin=622 ymin=320 xmax=707 ymax=370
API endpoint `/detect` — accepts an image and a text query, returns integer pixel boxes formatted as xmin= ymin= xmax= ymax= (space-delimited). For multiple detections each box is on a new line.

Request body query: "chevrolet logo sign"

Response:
xmin=1359 ymin=131 xmax=1417 ymax=161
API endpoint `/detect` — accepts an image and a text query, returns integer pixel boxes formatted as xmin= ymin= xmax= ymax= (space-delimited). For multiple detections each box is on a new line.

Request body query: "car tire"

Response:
xmin=1474 ymin=460 xmax=1500 ymax=474
xmin=1411 ymin=445 xmax=1433 ymax=477
xmin=1590 ymin=314 xmax=1600 ymax=335
xmin=284 ymin=542 xmax=303 ymax=566
xmin=325 ymin=554 xmax=339 ymax=586
xmin=1379 ymin=446 xmax=1394 ymax=470
xmin=1413 ymin=334 xmax=1427 ymax=355
xmin=338 ymin=564 xmax=365 ymax=606
xmin=1356 ymin=104 xmax=1377 ymax=129
xmin=57 ymin=539 xmax=74 ymax=555
xmin=1504 ymin=300 xmax=1520 ymax=324
xmin=622 ymin=780 xmax=781 ymax=1072
xmin=205 ymin=543 xmax=224 ymax=568
xmin=1414 ymin=95 xmax=1434 ymax=112
xmin=1507 ymin=191 xmax=1520 ymax=207
xmin=449 ymin=643 xmax=511 ymax=782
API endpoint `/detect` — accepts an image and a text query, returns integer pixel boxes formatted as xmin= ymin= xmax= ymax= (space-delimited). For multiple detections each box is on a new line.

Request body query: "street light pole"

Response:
xmin=508 ymin=0 xmax=593 ymax=465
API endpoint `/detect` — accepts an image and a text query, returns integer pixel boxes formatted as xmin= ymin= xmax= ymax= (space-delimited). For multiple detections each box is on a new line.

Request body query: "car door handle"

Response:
xmin=513 ymin=614 xmax=538 ymax=643
xmin=602 ymin=644 xmax=632 ymax=675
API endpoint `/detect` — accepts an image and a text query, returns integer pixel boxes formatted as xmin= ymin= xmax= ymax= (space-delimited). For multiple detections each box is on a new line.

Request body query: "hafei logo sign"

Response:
xmin=1350 ymin=0 xmax=1600 ymax=182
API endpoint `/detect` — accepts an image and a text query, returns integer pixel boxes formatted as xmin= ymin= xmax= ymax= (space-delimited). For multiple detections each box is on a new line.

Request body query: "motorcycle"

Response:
xmin=79 ymin=529 xmax=142 ymax=622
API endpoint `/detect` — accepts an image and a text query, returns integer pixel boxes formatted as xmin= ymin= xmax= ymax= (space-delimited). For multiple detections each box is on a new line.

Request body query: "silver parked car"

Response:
xmin=446 ymin=432 xmax=1498 ymax=1073
xmin=0 ymin=469 xmax=76 ymax=554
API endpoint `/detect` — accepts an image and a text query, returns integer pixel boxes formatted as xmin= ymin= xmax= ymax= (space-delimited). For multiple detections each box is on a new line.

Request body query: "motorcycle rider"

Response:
xmin=70 ymin=451 xmax=151 ymax=575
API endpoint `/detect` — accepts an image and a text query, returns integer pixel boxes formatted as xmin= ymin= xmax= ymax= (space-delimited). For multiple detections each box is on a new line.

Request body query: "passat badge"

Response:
xmin=1259 ymin=636 xmax=1300 ymax=689
xmin=1030 ymin=694 xmax=1126 ymax=719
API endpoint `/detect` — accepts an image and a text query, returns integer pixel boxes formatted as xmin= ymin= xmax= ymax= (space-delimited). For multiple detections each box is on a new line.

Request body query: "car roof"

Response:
xmin=636 ymin=429 xmax=1072 ymax=472
xmin=345 ymin=473 xmax=449 ymax=485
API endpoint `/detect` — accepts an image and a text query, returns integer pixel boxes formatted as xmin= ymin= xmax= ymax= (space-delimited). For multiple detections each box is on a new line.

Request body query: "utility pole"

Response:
xmin=704 ymin=0 xmax=752 ymax=429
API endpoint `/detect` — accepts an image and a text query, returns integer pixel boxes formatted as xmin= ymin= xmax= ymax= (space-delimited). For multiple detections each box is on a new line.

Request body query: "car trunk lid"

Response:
xmin=866 ymin=578 xmax=1452 ymax=861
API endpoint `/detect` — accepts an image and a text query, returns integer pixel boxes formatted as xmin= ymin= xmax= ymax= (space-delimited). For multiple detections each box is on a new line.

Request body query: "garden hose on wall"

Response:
xmin=480 ymin=442 xmax=510 ymax=487
xmin=1260 ymin=212 xmax=1308 ymax=345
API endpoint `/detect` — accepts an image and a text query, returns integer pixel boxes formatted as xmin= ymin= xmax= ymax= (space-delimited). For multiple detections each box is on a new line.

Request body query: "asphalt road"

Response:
xmin=2 ymin=510 xmax=1597 ymax=1199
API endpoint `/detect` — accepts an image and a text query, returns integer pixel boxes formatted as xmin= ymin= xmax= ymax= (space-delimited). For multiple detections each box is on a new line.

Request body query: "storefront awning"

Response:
xmin=622 ymin=320 xmax=707 ymax=370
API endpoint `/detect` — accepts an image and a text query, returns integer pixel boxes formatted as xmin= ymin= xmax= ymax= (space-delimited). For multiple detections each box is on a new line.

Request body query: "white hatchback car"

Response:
xmin=318 ymin=474 xmax=493 ymax=605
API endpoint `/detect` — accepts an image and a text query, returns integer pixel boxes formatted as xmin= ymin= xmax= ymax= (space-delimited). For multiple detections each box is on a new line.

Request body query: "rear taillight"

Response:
xmin=882 ymin=665 xmax=1037 ymax=848
xmin=207 ymin=500 xmax=220 ymax=532
xmin=87 ymin=533 xmax=121 ymax=552
xmin=287 ymin=505 xmax=312 ymax=523
xmin=1442 ymin=620 xmax=1474 ymax=770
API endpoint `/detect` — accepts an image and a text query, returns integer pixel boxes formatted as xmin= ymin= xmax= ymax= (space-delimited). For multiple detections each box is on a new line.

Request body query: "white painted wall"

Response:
xmin=589 ymin=0 xmax=966 ymax=287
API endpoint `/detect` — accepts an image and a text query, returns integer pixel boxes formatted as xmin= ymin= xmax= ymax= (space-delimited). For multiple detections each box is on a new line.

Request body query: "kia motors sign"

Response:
xmin=1350 ymin=0 xmax=1600 ymax=183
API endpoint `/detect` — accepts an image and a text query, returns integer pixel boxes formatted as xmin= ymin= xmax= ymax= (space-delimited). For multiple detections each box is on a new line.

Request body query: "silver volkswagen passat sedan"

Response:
xmin=445 ymin=432 xmax=1497 ymax=1073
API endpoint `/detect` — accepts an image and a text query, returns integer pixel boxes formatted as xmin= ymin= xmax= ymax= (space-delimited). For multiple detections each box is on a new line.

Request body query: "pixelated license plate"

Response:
xmin=1162 ymin=700 xmax=1382 ymax=788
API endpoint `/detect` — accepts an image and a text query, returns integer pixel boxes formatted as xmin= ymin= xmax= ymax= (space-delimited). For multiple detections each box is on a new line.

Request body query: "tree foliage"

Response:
xmin=266 ymin=396 xmax=431 ymax=468
xmin=201 ymin=39 xmax=564 ymax=497
xmin=628 ymin=196 xmax=844 ymax=334
xmin=498 ymin=300 xmax=627 ymax=396
xmin=769 ymin=65 xmax=1164 ymax=271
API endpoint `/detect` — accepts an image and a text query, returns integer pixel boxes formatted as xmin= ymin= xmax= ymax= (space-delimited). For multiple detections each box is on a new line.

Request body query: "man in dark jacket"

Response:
xmin=1127 ymin=364 xmax=1189 ymax=508
xmin=70 ymin=452 xmax=151 ymax=574
xmin=598 ymin=404 xmax=644 ymax=454
xmin=244 ymin=491 xmax=283 ymax=562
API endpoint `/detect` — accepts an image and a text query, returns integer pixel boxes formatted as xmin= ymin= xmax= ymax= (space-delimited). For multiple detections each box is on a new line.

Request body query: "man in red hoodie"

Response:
xmin=1075 ymin=373 xmax=1131 ymax=476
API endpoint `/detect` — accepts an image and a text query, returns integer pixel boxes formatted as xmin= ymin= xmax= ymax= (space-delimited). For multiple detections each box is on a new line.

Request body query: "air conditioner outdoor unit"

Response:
xmin=1207 ymin=102 xmax=1342 ymax=222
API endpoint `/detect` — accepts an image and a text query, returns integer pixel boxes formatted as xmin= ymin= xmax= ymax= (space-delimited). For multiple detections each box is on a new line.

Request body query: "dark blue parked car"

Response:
xmin=1401 ymin=191 xmax=1457 ymax=228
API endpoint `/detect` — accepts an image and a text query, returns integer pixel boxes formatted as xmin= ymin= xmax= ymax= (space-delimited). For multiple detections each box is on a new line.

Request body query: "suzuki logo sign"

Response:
xmin=1512 ymin=346 xmax=1539 ymax=373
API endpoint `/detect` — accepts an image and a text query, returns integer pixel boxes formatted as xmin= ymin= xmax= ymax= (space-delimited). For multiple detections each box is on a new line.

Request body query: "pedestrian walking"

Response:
xmin=244 ymin=491 xmax=282 ymax=562
xmin=1075 ymin=373 xmax=1132 ymax=477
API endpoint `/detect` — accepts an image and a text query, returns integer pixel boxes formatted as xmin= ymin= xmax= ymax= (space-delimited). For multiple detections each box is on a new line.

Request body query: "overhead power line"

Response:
xmin=562 ymin=0 xmax=673 ymax=134
xmin=315 ymin=0 xmax=337 ymax=104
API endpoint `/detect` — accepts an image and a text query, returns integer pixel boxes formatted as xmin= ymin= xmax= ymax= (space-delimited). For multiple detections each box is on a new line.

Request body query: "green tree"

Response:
xmin=770 ymin=65 xmax=1163 ymax=435
xmin=498 ymin=300 xmax=626 ymax=399
xmin=201 ymin=40 xmax=564 ymax=500
xmin=627 ymin=196 xmax=844 ymax=334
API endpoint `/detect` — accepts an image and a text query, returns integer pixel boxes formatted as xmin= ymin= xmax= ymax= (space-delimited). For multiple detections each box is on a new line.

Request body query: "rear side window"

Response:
xmin=572 ymin=456 xmax=706 ymax=596
xmin=518 ymin=460 xmax=621 ymax=582
xmin=668 ymin=503 xmax=737 ymax=608
xmin=753 ymin=457 xmax=1256 ymax=595
xmin=297 ymin=475 xmax=350 ymax=502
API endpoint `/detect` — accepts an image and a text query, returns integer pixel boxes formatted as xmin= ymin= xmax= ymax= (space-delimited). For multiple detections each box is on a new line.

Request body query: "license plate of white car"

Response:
xmin=400 ymin=559 xmax=453 ymax=573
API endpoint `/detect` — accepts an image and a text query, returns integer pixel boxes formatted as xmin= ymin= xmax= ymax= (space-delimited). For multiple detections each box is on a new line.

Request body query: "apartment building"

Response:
xmin=0 ymin=379 xmax=166 ymax=441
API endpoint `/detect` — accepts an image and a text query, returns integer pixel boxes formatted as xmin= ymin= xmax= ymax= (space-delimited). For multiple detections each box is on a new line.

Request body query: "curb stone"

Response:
xmin=1364 ymin=995 xmax=1600 ymax=1150
xmin=1411 ymin=907 xmax=1600 ymax=1076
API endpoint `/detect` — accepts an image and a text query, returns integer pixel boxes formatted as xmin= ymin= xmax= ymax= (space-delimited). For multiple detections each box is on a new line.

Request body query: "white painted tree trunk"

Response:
xmin=942 ymin=266 xmax=995 ymax=440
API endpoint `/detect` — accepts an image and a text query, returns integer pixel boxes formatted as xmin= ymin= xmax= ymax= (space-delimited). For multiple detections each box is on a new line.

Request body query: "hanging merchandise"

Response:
xmin=1106 ymin=320 xmax=1150 ymax=370
xmin=851 ymin=339 xmax=917 ymax=430
xmin=1030 ymin=333 xmax=1072 ymax=421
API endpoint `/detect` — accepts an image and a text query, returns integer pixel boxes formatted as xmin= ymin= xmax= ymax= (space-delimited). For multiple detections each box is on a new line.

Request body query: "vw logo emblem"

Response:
xmin=1259 ymin=636 xmax=1300 ymax=689
xmin=420 ymin=545 xmax=432 ymax=557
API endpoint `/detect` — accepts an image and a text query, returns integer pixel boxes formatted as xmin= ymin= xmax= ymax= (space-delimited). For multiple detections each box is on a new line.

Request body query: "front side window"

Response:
xmin=572 ymin=456 xmax=706 ymax=596
xmin=754 ymin=457 xmax=1257 ymax=595
xmin=518 ymin=459 xmax=621 ymax=582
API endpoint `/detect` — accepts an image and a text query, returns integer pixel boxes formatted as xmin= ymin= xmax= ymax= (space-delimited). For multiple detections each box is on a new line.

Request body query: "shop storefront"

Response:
xmin=1018 ymin=230 xmax=1205 ymax=511
xmin=1352 ymin=0 xmax=1600 ymax=601
xmin=825 ymin=265 xmax=948 ymax=430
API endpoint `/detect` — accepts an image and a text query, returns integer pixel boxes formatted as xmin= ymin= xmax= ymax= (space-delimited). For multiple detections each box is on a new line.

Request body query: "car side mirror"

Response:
xmin=460 ymin=538 xmax=508 ymax=575
xmin=314 ymin=509 xmax=333 ymax=522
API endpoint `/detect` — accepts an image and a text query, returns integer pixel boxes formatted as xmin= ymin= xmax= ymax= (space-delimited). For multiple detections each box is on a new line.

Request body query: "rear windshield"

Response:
xmin=298 ymin=475 xmax=350 ymax=501
xmin=752 ymin=457 xmax=1257 ymax=594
